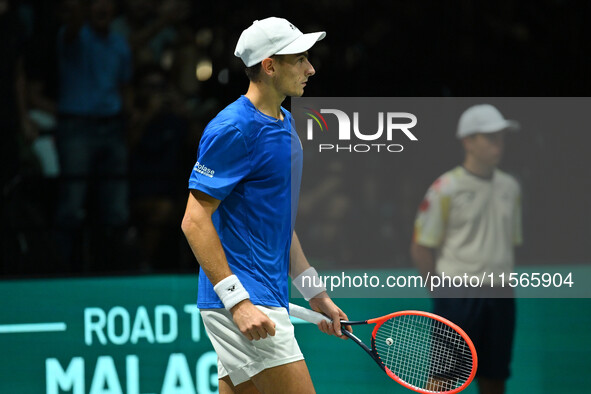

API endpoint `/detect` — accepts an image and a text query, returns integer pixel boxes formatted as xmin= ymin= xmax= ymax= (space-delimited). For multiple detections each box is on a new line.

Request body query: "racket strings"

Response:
xmin=374 ymin=315 xmax=473 ymax=392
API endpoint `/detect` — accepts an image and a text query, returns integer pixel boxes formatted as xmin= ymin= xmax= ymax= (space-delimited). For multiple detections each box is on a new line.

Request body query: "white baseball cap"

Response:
xmin=235 ymin=17 xmax=326 ymax=67
xmin=456 ymin=104 xmax=520 ymax=139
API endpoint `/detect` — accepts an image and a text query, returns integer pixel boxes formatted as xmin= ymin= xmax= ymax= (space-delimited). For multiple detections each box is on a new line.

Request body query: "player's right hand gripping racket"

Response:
xmin=289 ymin=303 xmax=477 ymax=394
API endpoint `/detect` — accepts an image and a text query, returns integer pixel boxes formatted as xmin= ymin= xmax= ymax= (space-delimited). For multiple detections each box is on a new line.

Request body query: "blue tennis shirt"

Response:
xmin=189 ymin=96 xmax=303 ymax=309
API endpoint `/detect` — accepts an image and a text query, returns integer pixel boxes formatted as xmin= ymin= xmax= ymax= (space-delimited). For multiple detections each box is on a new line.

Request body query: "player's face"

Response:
xmin=272 ymin=53 xmax=316 ymax=97
xmin=466 ymin=131 xmax=505 ymax=167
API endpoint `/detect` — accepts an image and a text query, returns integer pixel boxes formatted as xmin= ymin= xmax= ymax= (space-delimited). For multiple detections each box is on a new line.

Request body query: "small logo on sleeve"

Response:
xmin=194 ymin=162 xmax=215 ymax=178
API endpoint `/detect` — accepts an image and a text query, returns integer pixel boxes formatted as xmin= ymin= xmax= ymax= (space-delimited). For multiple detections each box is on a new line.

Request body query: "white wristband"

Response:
xmin=213 ymin=275 xmax=250 ymax=311
xmin=293 ymin=267 xmax=327 ymax=301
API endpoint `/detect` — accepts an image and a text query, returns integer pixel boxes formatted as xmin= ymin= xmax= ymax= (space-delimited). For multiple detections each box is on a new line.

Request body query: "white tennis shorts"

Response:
xmin=200 ymin=305 xmax=304 ymax=386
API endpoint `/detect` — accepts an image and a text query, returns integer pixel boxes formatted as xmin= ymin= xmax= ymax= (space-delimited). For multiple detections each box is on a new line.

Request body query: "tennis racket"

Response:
xmin=289 ymin=303 xmax=477 ymax=394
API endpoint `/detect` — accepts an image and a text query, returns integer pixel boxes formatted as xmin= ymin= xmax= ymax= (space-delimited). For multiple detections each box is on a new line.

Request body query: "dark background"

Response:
xmin=2 ymin=0 xmax=590 ymax=277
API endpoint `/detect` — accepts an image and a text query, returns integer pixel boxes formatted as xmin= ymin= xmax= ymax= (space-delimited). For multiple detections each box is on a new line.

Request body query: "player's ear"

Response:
xmin=261 ymin=57 xmax=276 ymax=76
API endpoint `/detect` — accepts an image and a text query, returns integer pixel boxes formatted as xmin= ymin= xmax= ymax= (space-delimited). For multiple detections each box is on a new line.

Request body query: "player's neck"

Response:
xmin=245 ymin=82 xmax=285 ymax=120
xmin=462 ymin=157 xmax=495 ymax=179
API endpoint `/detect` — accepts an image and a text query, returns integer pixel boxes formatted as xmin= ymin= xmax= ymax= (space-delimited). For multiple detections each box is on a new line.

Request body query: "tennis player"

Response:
xmin=411 ymin=104 xmax=522 ymax=394
xmin=181 ymin=17 xmax=349 ymax=393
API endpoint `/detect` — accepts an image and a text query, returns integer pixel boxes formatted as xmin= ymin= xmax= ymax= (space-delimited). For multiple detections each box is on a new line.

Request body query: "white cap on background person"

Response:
xmin=235 ymin=17 xmax=326 ymax=67
xmin=457 ymin=104 xmax=520 ymax=139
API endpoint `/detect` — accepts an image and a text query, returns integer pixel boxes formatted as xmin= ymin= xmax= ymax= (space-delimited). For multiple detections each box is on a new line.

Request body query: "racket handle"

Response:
xmin=289 ymin=303 xmax=332 ymax=324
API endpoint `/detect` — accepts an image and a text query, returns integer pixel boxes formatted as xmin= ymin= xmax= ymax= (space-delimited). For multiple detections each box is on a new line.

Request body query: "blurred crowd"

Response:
xmin=1 ymin=0 xmax=589 ymax=277
xmin=2 ymin=0 xmax=226 ymax=276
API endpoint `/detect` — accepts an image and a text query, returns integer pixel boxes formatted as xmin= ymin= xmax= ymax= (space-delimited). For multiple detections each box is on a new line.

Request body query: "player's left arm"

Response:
xmin=289 ymin=231 xmax=350 ymax=338
xmin=289 ymin=231 xmax=313 ymax=278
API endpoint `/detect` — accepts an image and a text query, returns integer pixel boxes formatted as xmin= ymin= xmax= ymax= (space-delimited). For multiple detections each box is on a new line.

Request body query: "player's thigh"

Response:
xmin=219 ymin=376 xmax=260 ymax=394
xmin=251 ymin=359 xmax=315 ymax=394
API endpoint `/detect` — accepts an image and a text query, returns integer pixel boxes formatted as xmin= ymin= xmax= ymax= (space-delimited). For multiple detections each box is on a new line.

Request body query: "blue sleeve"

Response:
xmin=188 ymin=124 xmax=251 ymax=200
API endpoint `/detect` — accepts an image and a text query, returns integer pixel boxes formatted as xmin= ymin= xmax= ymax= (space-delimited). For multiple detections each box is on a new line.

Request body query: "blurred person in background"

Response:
xmin=1 ymin=0 xmax=43 ymax=276
xmin=128 ymin=64 xmax=189 ymax=272
xmin=0 ymin=0 xmax=37 ymax=188
xmin=111 ymin=0 xmax=190 ymax=68
xmin=411 ymin=104 xmax=522 ymax=394
xmin=53 ymin=0 xmax=132 ymax=272
xmin=22 ymin=0 xmax=61 ymax=186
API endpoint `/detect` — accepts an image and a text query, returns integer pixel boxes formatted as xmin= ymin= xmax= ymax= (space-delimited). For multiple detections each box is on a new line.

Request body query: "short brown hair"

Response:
xmin=244 ymin=55 xmax=284 ymax=82
xmin=244 ymin=63 xmax=263 ymax=82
